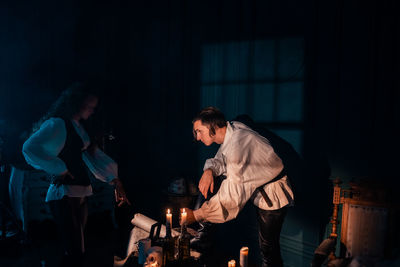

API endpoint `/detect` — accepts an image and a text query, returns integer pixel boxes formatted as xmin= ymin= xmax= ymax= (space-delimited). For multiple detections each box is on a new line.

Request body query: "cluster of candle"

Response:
xmin=165 ymin=208 xmax=187 ymax=226
xmin=228 ymin=246 xmax=249 ymax=267
xmin=166 ymin=209 xmax=249 ymax=267
xmin=164 ymin=208 xmax=191 ymax=262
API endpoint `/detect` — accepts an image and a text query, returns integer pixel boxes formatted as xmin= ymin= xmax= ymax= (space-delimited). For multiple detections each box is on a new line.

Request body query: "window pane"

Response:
xmin=254 ymin=40 xmax=275 ymax=80
xmin=277 ymin=82 xmax=303 ymax=122
xmin=201 ymin=85 xmax=224 ymax=108
xmin=201 ymin=44 xmax=224 ymax=83
xmin=222 ymin=84 xmax=248 ymax=120
xmin=272 ymin=129 xmax=303 ymax=154
xmin=278 ymin=38 xmax=304 ymax=80
xmin=223 ymin=41 xmax=249 ymax=82
xmin=252 ymin=83 xmax=275 ymax=122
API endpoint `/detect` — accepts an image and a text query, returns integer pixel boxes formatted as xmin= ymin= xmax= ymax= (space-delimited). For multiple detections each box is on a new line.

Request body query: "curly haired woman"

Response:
xmin=23 ymin=82 xmax=130 ymax=266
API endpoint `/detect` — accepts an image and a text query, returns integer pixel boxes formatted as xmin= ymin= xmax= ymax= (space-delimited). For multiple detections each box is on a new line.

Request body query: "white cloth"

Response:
xmin=193 ymin=121 xmax=294 ymax=223
xmin=22 ymin=117 xmax=118 ymax=202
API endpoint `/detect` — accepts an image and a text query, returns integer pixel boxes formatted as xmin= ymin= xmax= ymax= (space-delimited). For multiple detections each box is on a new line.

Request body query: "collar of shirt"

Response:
xmin=220 ymin=122 xmax=234 ymax=151
xmin=70 ymin=119 xmax=91 ymax=150
xmin=222 ymin=121 xmax=254 ymax=147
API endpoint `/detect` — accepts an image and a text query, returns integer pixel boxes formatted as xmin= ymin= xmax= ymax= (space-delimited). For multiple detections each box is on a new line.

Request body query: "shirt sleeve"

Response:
xmin=22 ymin=118 xmax=68 ymax=175
xmin=82 ymin=147 xmax=118 ymax=183
xmin=194 ymin=132 xmax=284 ymax=223
xmin=203 ymin=149 xmax=226 ymax=176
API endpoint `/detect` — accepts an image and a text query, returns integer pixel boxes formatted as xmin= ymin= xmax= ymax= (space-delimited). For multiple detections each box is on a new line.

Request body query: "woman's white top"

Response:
xmin=22 ymin=117 xmax=118 ymax=202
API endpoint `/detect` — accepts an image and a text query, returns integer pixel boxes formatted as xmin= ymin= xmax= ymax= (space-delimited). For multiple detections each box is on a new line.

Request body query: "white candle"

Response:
xmin=240 ymin=247 xmax=248 ymax=267
xmin=181 ymin=208 xmax=187 ymax=225
xmin=166 ymin=209 xmax=172 ymax=227
xmin=228 ymin=260 xmax=236 ymax=267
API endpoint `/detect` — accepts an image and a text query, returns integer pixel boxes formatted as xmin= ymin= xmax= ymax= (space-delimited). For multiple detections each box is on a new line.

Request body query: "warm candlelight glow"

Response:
xmin=228 ymin=259 xmax=236 ymax=267
xmin=181 ymin=208 xmax=187 ymax=225
xmin=240 ymin=246 xmax=248 ymax=255
xmin=166 ymin=209 xmax=172 ymax=227
xmin=240 ymin=247 xmax=249 ymax=267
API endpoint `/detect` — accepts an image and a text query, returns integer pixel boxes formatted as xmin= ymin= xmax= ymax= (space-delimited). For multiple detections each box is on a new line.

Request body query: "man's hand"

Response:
xmin=198 ymin=169 xmax=214 ymax=199
xmin=111 ymin=178 xmax=131 ymax=207
xmin=181 ymin=208 xmax=197 ymax=225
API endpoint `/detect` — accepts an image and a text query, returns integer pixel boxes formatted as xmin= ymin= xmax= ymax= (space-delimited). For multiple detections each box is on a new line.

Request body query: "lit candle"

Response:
xmin=181 ymin=208 xmax=187 ymax=225
xmin=228 ymin=260 xmax=236 ymax=267
xmin=166 ymin=209 xmax=172 ymax=227
xmin=240 ymin=247 xmax=248 ymax=267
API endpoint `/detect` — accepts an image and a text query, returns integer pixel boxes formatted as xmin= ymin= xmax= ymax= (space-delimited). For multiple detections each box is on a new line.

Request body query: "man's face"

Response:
xmin=193 ymin=120 xmax=215 ymax=146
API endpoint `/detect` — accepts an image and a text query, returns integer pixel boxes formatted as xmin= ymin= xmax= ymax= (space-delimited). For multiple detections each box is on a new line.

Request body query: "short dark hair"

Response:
xmin=192 ymin=106 xmax=226 ymax=136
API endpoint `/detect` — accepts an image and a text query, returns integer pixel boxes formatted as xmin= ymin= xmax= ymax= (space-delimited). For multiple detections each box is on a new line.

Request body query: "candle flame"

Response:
xmin=240 ymin=246 xmax=249 ymax=253
xmin=182 ymin=208 xmax=186 ymax=213
xmin=167 ymin=209 xmax=170 ymax=214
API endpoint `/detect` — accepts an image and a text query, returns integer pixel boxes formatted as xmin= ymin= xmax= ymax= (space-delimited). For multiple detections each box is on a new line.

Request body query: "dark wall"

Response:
xmin=1 ymin=0 xmax=398 ymax=264
xmin=305 ymin=0 xmax=399 ymax=180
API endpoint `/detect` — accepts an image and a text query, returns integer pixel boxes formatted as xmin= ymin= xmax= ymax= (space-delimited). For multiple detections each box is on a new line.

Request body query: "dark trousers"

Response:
xmin=49 ymin=196 xmax=88 ymax=267
xmin=195 ymin=175 xmax=287 ymax=266
xmin=256 ymin=207 xmax=287 ymax=267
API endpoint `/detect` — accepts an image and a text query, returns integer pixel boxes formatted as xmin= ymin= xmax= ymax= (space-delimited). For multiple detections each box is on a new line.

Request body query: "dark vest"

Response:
xmin=57 ymin=118 xmax=91 ymax=186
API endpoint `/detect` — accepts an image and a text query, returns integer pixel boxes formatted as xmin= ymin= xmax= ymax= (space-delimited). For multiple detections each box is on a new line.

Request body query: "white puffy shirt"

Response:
xmin=22 ymin=117 xmax=118 ymax=202
xmin=193 ymin=121 xmax=294 ymax=223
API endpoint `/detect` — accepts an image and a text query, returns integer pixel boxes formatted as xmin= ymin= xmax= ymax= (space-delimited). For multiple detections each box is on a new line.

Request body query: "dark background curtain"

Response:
xmin=0 ymin=0 xmax=398 ymax=265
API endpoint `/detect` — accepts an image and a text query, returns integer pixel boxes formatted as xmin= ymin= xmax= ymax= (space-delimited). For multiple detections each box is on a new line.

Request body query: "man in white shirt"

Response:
xmin=185 ymin=107 xmax=294 ymax=267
